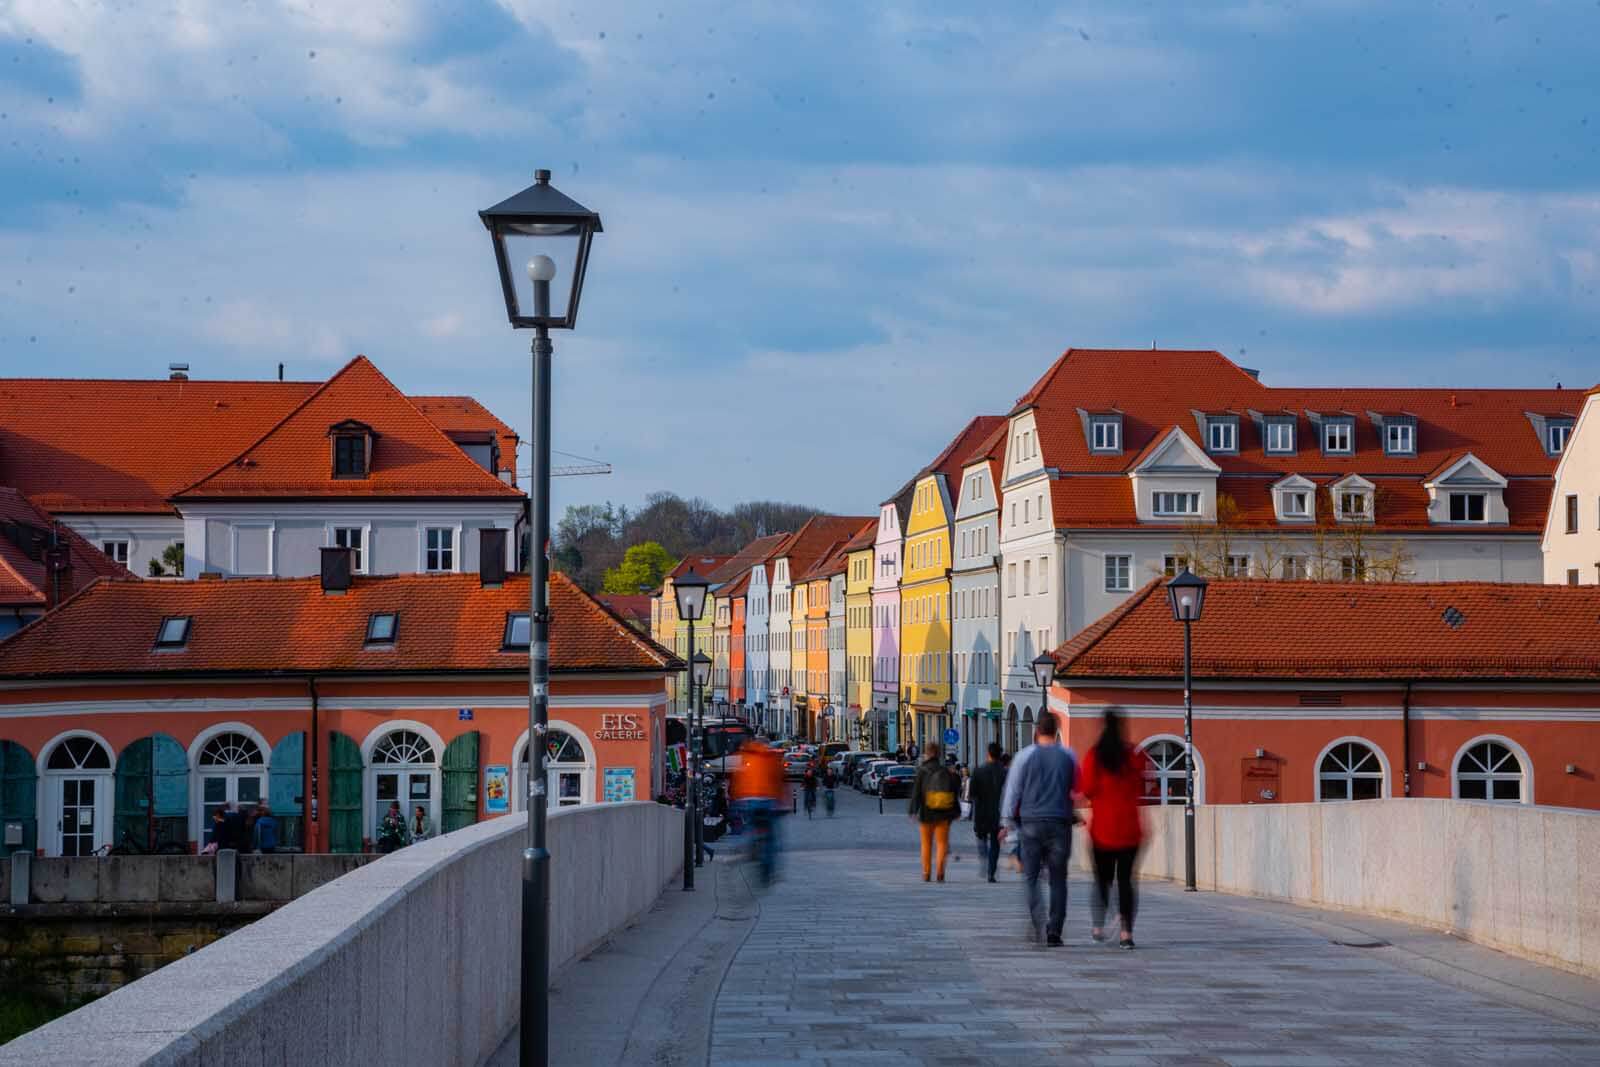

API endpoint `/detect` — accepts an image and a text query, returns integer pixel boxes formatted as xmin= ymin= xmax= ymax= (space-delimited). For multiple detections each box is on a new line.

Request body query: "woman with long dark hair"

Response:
xmin=1078 ymin=707 xmax=1150 ymax=948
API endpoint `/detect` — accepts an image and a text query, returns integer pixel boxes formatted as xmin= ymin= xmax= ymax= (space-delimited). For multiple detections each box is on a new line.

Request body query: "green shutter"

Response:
xmin=441 ymin=731 xmax=479 ymax=834
xmin=0 ymin=740 xmax=38 ymax=857
xmin=151 ymin=734 xmax=188 ymax=851
xmin=115 ymin=735 xmax=189 ymax=852
xmin=114 ymin=737 xmax=153 ymax=850
xmin=329 ymin=732 xmax=364 ymax=853
xmin=268 ymin=732 xmax=305 ymax=851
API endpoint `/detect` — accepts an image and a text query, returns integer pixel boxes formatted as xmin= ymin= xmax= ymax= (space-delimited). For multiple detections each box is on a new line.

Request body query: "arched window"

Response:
xmin=42 ymin=734 xmax=114 ymax=856
xmin=47 ymin=736 xmax=112 ymax=771
xmin=196 ymin=731 xmax=267 ymax=846
xmin=368 ymin=727 xmax=441 ymax=838
xmin=200 ymin=732 xmax=264 ymax=768
xmin=1454 ymin=738 xmax=1527 ymax=803
xmin=1317 ymin=740 xmax=1384 ymax=801
xmin=372 ymin=731 xmax=436 ymax=765
xmin=518 ymin=725 xmax=594 ymax=809
xmin=1140 ymin=739 xmax=1192 ymax=805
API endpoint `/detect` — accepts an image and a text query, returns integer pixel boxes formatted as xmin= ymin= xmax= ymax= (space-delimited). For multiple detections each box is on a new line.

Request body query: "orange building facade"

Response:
xmin=0 ymin=570 xmax=678 ymax=856
xmin=1047 ymin=579 xmax=1600 ymax=811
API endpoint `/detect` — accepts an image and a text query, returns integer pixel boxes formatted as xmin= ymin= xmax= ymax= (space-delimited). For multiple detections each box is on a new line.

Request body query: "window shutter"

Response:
xmin=113 ymin=737 xmax=153 ymax=850
xmin=268 ymin=732 xmax=305 ymax=851
xmin=151 ymin=733 xmax=189 ymax=850
xmin=0 ymin=740 xmax=39 ymax=857
xmin=328 ymin=732 xmax=364 ymax=853
xmin=442 ymin=731 xmax=480 ymax=833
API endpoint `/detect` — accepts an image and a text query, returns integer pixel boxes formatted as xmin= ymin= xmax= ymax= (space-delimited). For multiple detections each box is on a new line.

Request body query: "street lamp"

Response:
xmin=1030 ymin=652 xmax=1055 ymax=692
xmin=673 ymin=568 xmax=710 ymax=889
xmin=691 ymin=649 xmax=713 ymax=867
xmin=480 ymin=167 xmax=601 ymax=1067
xmin=1164 ymin=568 xmax=1208 ymax=892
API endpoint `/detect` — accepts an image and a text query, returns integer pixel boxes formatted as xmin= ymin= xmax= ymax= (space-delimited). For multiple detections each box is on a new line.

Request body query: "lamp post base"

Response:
xmin=520 ymin=845 xmax=550 ymax=1067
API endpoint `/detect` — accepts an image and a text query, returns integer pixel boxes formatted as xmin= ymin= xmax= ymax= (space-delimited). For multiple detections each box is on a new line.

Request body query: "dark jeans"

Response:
xmin=1091 ymin=846 xmax=1139 ymax=933
xmin=975 ymin=829 xmax=1001 ymax=879
xmin=1020 ymin=819 xmax=1070 ymax=939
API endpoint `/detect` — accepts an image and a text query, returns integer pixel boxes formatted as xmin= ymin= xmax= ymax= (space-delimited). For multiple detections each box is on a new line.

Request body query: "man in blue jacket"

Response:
xmin=1000 ymin=712 xmax=1078 ymax=946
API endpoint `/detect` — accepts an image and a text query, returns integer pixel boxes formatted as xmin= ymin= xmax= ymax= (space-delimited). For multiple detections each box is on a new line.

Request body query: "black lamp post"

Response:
xmin=1030 ymin=654 xmax=1055 ymax=696
xmin=1164 ymin=568 xmax=1208 ymax=892
xmin=691 ymin=649 xmax=713 ymax=867
xmin=480 ymin=168 xmax=601 ymax=1067
xmin=673 ymin=568 xmax=710 ymax=889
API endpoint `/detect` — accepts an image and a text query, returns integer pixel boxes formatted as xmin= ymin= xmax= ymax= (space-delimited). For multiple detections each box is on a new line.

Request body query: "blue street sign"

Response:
xmin=458 ymin=707 xmax=474 ymax=721
xmin=942 ymin=727 xmax=960 ymax=746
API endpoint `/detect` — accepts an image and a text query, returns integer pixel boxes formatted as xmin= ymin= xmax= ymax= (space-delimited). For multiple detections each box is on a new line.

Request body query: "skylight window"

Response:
xmin=155 ymin=616 xmax=192 ymax=648
xmin=504 ymin=612 xmax=530 ymax=649
xmin=366 ymin=612 xmax=398 ymax=644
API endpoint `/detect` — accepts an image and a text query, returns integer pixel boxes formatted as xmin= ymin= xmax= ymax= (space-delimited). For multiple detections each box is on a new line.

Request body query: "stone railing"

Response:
xmin=1 ymin=802 xmax=683 ymax=1065
xmin=1130 ymin=799 xmax=1600 ymax=978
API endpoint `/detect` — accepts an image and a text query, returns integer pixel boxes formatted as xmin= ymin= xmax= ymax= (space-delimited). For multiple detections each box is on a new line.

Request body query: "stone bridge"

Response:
xmin=6 ymin=792 xmax=1598 ymax=1065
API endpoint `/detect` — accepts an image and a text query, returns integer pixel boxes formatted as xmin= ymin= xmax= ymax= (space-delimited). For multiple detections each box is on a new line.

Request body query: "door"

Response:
xmin=328 ymin=732 xmax=364 ymax=853
xmin=201 ymin=774 xmax=263 ymax=846
xmin=59 ymin=777 xmax=101 ymax=856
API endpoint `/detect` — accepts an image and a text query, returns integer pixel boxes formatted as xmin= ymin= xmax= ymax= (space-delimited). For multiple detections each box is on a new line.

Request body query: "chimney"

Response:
xmin=168 ymin=362 xmax=190 ymax=381
xmin=1449 ymin=393 xmax=1458 ymax=408
xmin=319 ymin=546 xmax=353 ymax=594
xmin=480 ymin=529 xmax=509 ymax=587
xmin=277 ymin=362 xmax=285 ymax=382
xmin=43 ymin=541 xmax=70 ymax=610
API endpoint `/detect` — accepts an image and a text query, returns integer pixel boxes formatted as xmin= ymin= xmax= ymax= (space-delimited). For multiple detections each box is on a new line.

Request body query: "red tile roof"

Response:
xmin=922 ymin=415 xmax=1007 ymax=496
xmin=776 ymin=515 xmax=874 ymax=577
xmin=0 ymin=489 xmax=131 ymax=607
xmin=708 ymin=533 xmax=791 ymax=586
xmin=409 ymin=396 xmax=519 ymax=477
xmin=960 ymin=421 xmax=1009 ymax=492
xmin=174 ymin=357 xmax=523 ymax=501
xmin=1015 ymin=349 xmax=1577 ymax=530
xmin=0 ymin=571 xmax=677 ymax=678
xmin=669 ymin=555 xmax=732 ymax=582
xmin=843 ymin=520 xmax=877 ymax=553
xmin=1050 ymin=578 xmax=1600 ymax=681
xmin=595 ymin=593 xmax=652 ymax=630
xmin=0 ymin=369 xmax=520 ymax=513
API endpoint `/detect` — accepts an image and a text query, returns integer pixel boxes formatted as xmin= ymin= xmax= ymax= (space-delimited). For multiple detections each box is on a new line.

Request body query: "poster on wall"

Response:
xmin=603 ymin=767 xmax=635 ymax=803
xmin=483 ymin=764 xmax=510 ymax=814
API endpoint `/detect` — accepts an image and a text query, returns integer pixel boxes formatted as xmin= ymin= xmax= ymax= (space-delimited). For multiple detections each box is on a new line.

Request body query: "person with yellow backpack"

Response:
xmin=908 ymin=741 xmax=961 ymax=882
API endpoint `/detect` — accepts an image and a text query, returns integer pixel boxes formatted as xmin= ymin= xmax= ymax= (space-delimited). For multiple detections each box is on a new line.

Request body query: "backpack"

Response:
xmin=924 ymin=765 xmax=958 ymax=812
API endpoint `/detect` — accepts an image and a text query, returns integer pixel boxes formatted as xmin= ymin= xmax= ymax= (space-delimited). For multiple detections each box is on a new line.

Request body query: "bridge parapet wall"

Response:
xmin=1128 ymin=799 xmax=1600 ymax=978
xmin=0 ymin=802 xmax=683 ymax=1066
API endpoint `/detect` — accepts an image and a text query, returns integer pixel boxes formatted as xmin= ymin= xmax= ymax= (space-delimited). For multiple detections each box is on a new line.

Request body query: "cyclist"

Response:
xmin=821 ymin=763 xmax=838 ymax=817
xmin=802 ymin=763 xmax=819 ymax=819
xmin=731 ymin=737 xmax=785 ymax=884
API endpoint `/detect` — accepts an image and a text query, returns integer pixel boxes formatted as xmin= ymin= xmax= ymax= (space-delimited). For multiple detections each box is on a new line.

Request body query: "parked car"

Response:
xmin=783 ymin=752 xmax=814 ymax=780
xmin=878 ymin=765 xmax=917 ymax=798
xmin=845 ymin=752 xmax=883 ymax=787
xmin=852 ymin=754 xmax=889 ymax=790
xmin=817 ymin=742 xmax=849 ymax=765
xmin=860 ymin=760 xmax=897 ymax=794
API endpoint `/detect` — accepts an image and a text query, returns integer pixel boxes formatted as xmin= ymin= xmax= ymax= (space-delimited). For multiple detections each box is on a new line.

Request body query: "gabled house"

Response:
xmin=0 ymin=489 xmax=131 ymax=636
xmin=1542 ymin=385 xmax=1600 ymax=585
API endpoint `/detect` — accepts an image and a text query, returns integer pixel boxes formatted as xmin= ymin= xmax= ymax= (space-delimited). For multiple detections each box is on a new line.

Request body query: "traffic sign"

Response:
xmin=942 ymin=727 xmax=960 ymax=746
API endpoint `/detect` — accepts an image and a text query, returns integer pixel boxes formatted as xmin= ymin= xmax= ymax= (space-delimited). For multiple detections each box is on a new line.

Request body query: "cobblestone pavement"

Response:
xmin=710 ymin=784 xmax=1600 ymax=1066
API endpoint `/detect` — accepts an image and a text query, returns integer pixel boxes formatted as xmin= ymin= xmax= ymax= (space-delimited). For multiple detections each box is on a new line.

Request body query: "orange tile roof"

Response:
xmin=708 ymin=533 xmax=791 ymax=586
xmin=776 ymin=515 xmax=874 ymax=576
xmin=0 ymin=571 xmax=677 ymax=677
xmin=409 ymin=396 xmax=519 ymax=476
xmin=922 ymin=415 xmax=1007 ymax=494
xmin=174 ymin=357 xmax=523 ymax=501
xmin=843 ymin=519 xmax=877 ymax=553
xmin=960 ymin=420 xmax=1009 ymax=492
xmin=0 ymin=369 xmax=521 ymax=513
xmin=669 ymin=555 xmax=732 ymax=582
xmin=1050 ymin=578 xmax=1600 ymax=681
xmin=797 ymin=539 xmax=850 ymax=583
xmin=1014 ymin=349 xmax=1577 ymax=530
xmin=595 ymin=593 xmax=652 ymax=629
xmin=0 ymin=489 xmax=131 ymax=607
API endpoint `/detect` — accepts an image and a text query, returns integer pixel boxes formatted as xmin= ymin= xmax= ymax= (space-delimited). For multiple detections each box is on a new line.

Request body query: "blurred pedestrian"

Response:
xmin=251 ymin=802 xmax=279 ymax=854
xmin=410 ymin=804 xmax=432 ymax=842
xmin=821 ymin=764 xmax=838 ymax=817
xmin=970 ymin=742 xmax=1007 ymax=883
xmin=1079 ymin=708 xmax=1149 ymax=949
xmin=220 ymin=801 xmax=246 ymax=852
xmin=909 ymin=742 xmax=961 ymax=882
xmin=377 ymin=800 xmax=407 ymax=853
xmin=802 ymin=764 xmax=818 ymax=819
xmin=1000 ymin=712 xmax=1078 ymax=947
xmin=732 ymin=737 xmax=786 ymax=884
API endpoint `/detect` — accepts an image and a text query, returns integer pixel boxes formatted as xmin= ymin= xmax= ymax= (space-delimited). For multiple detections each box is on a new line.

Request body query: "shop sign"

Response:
xmin=596 ymin=713 xmax=646 ymax=741
xmin=603 ymin=767 xmax=636 ymax=803
xmin=483 ymin=764 xmax=510 ymax=814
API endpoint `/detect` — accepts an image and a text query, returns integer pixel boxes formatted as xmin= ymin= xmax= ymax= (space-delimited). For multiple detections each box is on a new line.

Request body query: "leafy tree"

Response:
xmin=602 ymin=542 xmax=677 ymax=594
xmin=161 ymin=544 xmax=185 ymax=577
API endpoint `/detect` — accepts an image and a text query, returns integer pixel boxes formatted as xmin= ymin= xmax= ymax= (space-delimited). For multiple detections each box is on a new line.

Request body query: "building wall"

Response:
xmin=952 ymin=459 xmax=1001 ymax=763
xmin=844 ymin=547 xmax=874 ymax=734
xmin=901 ymin=475 xmax=954 ymax=752
xmin=769 ymin=559 xmax=793 ymax=734
xmin=54 ymin=514 xmax=185 ymax=578
xmin=1055 ymin=680 xmax=1600 ymax=810
xmin=745 ymin=569 xmax=770 ymax=729
xmin=871 ymin=502 xmax=904 ymax=750
xmin=729 ymin=597 xmax=747 ymax=708
xmin=1543 ymin=392 xmax=1600 ymax=585
xmin=827 ymin=572 xmax=846 ymax=738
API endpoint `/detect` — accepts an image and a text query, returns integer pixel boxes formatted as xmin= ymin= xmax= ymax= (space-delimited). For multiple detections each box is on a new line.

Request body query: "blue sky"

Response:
xmin=2 ymin=2 xmax=1598 ymax=515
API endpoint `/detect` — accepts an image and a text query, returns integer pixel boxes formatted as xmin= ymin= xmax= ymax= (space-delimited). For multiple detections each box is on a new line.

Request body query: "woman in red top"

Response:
xmin=1077 ymin=708 xmax=1150 ymax=949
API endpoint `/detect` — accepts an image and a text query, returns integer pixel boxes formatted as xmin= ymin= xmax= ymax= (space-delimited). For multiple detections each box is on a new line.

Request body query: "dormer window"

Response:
xmin=1338 ymin=490 xmax=1371 ymax=521
xmin=1322 ymin=418 xmax=1354 ymax=455
xmin=1206 ymin=416 xmax=1239 ymax=454
xmin=366 ymin=612 xmax=398 ymax=644
xmin=1283 ymin=490 xmax=1310 ymax=517
xmin=1263 ymin=419 xmax=1295 ymax=455
xmin=1152 ymin=491 xmax=1201 ymax=517
xmin=1273 ymin=475 xmax=1316 ymax=522
xmin=1448 ymin=492 xmax=1487 ymax=522
xmin=155 ymin=615 xmax=192 ymax=648
xmin=1089 ymin=416 xmax=1122 ymax=454
xmin=503 ymin=612 xmax=530 ymax=649
xmin=1548 ymin=420 xmax=1573 ymax=455
xmin=328 ymin=420 xmax=377 ymax=479
xmin=1383 ymin=418 xmax=1417 ymax=456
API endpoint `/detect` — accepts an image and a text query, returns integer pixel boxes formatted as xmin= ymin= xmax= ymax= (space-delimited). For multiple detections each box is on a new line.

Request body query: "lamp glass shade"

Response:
xmin=673 ymin=568 xmax=710 ymax=621
xmin=691 ymin=651 xmax=712 ymax=688
xmin=480 ymin=170 xmax=602 ymax=329
xmin=1031 ymin=653 xmax=1056 ymax=691
xmin=1165 ymin=568 xmax=1209 ymax=622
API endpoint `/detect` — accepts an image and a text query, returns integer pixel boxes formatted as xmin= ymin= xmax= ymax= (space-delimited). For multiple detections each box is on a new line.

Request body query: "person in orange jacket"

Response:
xmin=731 ymin=738 xmax=785 ymax=883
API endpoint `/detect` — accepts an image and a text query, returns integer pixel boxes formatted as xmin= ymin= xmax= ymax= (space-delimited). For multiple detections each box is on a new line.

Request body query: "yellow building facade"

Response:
xmin=844 ymin=533 xmax=876 ymax=745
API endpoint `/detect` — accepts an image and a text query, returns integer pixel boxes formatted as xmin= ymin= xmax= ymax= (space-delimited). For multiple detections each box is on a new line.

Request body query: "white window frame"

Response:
xmin=1222 ymin=554 xmax=1250 ymax=578
xmin=1281 ymin=490 xmax=1310 ymax=518
xmin=1152 ymin=492 xmax=1201 ymax=517
xmin=1548 ymin=421 xmax=1572 ymax=455
xmin=1450 ymin=735 xmax=1533 ymax=805
xmin=420 ymin=524 xmax=461 ymax=573
xmin=327 ymin=522 xmax=372 ymax=574
xmin=229 ymin=521 xmax=276 ymax=577
xmin=1337 ymin=490 xmax=1371 ymax=521
xmin=1264 ymin=420 xmax=1295 ymax=454
xmin=1281 ymin=556 xmax=1308 ymax=580
xmin=1447 ymin=492 xmax=1487 ymax=523
xmin=1314 ymin=736 xmax=1390 ymax=802
xmin=1206 ymin=417 xmax=1238 ymax=454
xmin=1105 ymin=554 xmax=1132 ymax=592
xmin=101 ymin=540 xmax=130 ymax=566
xmin=1090 ymin=416 xmax=1121 ymax=453
xmin=1384 ymin=420 xmax=1416 ymax=456
xmin=1323 ymin=419 xmax=1354 ymax=455
xmin=1138 ymin=734 xmax=1204 ymax=805
xmin=1163 ymin=554 xmax=1189 ymax=578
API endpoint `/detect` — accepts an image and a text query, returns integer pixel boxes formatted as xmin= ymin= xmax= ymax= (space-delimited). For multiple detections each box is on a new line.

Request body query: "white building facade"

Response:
xmin=1543 ymin=386 xmax=1600 ymax=585
xmin=952 ymin=439 xmax=1005 ymax=762
xmin=871 ymin=492 xmax=909 ymax=753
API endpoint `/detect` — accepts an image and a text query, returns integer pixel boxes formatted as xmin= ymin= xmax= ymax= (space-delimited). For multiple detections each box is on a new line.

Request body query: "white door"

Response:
xmin=43 ymin=735 xmax=114 ymax=856
xmin=369 ymin=730 xmax=441 ymax=835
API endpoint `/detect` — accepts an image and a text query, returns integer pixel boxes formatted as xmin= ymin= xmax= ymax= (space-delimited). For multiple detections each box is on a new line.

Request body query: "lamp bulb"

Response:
xmin=526 ymin=254 xmax=557 ymax=283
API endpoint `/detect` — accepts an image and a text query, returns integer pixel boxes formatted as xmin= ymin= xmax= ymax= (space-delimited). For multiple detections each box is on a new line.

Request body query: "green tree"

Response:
xmin=602 ymin=542 xmax=676 ymax=594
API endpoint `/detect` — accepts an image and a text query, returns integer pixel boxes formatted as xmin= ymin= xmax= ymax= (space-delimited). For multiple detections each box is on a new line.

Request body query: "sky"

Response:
xmin=2 ymin=1 xmax=1598 ymax=516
